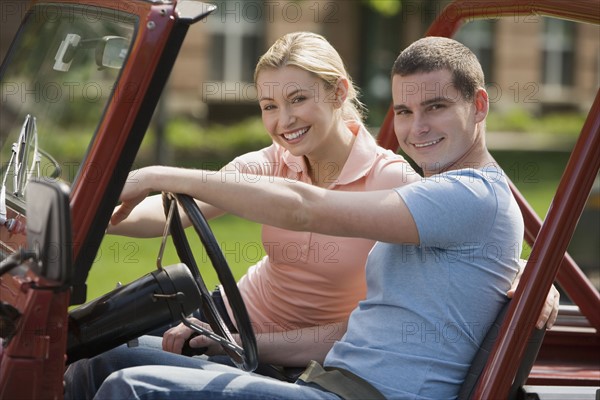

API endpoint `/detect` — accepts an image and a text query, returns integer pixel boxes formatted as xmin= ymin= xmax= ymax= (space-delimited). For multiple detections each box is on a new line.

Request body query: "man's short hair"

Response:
xmin=391 ymin=37 xmax=485 ymax=101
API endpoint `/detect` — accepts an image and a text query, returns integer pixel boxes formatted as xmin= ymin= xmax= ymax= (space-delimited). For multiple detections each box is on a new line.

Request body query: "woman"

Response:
xmin=109 ymin=31 xmax=417 ymax=347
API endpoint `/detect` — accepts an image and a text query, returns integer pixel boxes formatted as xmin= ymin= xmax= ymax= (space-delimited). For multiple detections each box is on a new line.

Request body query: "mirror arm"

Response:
xmin=0 ymin=248 xmax=37 ymax=277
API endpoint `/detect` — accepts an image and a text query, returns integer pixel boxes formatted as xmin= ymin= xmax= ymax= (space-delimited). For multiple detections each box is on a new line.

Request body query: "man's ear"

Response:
xmin=473 ymin=87 xmax=489 ymax=123
xmin=334 ymin=77 xmax=349 ymax=108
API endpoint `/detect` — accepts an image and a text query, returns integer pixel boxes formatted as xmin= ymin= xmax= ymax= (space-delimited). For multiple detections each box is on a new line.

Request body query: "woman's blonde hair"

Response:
xmin=255 ymin=31 xmax=366 ymax=124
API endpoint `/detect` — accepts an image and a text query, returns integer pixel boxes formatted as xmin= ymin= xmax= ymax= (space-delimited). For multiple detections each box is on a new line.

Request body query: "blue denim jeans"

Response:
xmin=145 ymin=288 xmax=303 ymax=381
xmin=65 ymin=336 xmax=340 ymax=400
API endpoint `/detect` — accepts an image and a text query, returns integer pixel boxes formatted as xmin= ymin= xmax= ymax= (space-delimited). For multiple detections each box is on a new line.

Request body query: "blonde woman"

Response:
xmin=105 ymin=31 xmax=416 ymax=358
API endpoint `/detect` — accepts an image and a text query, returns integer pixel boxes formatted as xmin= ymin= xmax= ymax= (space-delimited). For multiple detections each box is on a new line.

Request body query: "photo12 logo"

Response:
xmin=204 ymin=1 xmax=340 ymax=24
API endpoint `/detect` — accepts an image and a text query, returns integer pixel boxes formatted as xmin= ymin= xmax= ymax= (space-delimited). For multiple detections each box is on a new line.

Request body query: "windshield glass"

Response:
xmin=0 ymin=4 xmax=137 ymax=211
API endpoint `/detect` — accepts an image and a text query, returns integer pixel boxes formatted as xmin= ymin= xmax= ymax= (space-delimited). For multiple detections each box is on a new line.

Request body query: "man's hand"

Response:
xmin=110 ymin=168 xmax=153 ymax=226
xmin=508 ymin=262 xmax=560 ymax=329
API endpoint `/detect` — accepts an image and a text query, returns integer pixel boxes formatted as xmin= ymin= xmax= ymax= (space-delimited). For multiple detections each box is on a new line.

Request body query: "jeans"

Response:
xmin=64 ymin=337 xmax=340 ymax=400
xmin=146 ymin=288 xmax=302 ymax=381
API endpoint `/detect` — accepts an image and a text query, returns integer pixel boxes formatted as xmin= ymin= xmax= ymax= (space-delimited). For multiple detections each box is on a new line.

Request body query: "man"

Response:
xmin=66 ymin=37 xmax=558 ymax=400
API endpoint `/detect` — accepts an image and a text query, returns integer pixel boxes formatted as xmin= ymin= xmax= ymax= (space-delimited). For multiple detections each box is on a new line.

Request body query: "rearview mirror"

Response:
xmin=26 ymin=179 xmax=72 ymax=284
xmin=54 ymin=34 xmax=129 ymax=72
xmin=96 ymin=36 xmax=129 ymax=69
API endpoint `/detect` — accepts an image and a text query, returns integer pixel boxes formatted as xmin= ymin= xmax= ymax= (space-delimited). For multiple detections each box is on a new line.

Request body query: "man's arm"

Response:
xmin=109 ymin=163 xmax=256 ymax=237
xmin=107 ymin=193 xmax=224 ymax=238
xmin=112 ymin=165 xmax=420 ymax=245
xmin=163 ymin=319 xmax=347 ymax=366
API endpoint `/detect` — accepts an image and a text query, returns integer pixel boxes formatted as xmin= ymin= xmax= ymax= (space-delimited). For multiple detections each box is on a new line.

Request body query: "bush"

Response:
xmin=135 ymin=117 xmax=271 ymax=169
xmin=487 ymin=109 xmax=585 ymax=137
xmin=48 ymin=111 xmax=586 ymax=172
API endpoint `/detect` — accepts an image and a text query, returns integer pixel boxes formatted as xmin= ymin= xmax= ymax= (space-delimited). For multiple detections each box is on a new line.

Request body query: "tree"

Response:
xmin=364 ymin=0 xmax=402 ymax=16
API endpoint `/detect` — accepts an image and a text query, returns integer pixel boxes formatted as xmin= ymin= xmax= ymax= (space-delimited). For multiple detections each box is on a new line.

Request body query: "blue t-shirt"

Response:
xmin=324 ymin=167 xmax=524 ymax=399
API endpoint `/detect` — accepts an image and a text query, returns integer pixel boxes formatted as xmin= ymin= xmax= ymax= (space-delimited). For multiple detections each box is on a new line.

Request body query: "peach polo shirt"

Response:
xmin=222 ymin=123 xmax=417 ymax=333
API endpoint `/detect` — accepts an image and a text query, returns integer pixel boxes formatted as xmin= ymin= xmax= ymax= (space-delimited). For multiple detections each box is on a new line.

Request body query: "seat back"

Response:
xmin=458 ymin=300 xmax=546 ymax=400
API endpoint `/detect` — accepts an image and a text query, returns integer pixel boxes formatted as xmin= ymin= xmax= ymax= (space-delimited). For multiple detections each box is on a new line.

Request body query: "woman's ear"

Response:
xmin=473 ymin=87 xmax=489 ymax=123
xmin=334 ymin=77 xmax=349 ymax=108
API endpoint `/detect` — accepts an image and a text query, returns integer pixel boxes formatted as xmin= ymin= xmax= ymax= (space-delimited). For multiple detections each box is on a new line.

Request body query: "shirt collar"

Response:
xmin=280 ymin=122 xmax=378 ymax=187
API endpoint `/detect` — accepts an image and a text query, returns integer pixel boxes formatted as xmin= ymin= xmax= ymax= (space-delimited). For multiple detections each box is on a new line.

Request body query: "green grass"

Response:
xmin=492 ymin=150 xmax=570 ymax=214
xmin=83 ymin=149 xmax=572 ymax=303
xmin=86 ymin=214 xmax=264 ymax=301
xmin=487 ymin=110 xmax=585 ymax=138
xmin=492 ymin=150 xmax=571 ymax=259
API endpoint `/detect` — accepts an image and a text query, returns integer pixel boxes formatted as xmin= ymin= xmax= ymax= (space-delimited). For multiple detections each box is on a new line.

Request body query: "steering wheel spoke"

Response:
xmin=162 ymin=192 xmax=258 ymax=372
xmin=180 ymin=315 xmax=244 ymax=355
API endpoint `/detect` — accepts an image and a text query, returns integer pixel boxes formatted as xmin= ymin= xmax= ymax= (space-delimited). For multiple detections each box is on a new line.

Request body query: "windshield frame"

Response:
xmin=0 ymin=4 xmax=139 ymax=214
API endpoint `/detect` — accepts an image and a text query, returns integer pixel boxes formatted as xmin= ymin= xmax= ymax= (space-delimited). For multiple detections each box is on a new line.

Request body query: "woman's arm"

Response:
xmin=163 ymin=319 xmax=348 ymax=366
xmin=112 ymin=165 xmax=419 ymax=245
xmin=252 ymin=321 xmax=347 ymax=366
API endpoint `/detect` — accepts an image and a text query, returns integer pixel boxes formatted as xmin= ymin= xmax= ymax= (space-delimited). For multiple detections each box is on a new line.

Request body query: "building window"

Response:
xmin=542 ymin=19 xmax=575 ymax=87
xmin=454 ymin=20 xmax=496 ymax=82
xmin=205 ymin=0 xmax=264 ymax=83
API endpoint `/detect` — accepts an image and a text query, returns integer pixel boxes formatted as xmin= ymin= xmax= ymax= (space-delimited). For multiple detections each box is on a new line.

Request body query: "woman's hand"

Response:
xmin=162 ymin=318 xmax=236 ymax=356
xmin=162 ymin=319 xmax=199 ymax=354
xmin=187 ymin=326 xmax=240 ymax=357
xmin=508 ymin=262 xmax=560 ymax=329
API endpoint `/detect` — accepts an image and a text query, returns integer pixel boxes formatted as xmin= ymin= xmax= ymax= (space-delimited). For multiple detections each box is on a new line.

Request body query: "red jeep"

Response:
xmin=0 ymin=0 xmax=598 ymax=399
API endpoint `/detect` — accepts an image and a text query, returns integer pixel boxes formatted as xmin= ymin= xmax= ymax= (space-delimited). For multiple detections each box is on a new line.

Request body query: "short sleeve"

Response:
xmin=395 ymin=170 xmax=499 ymax=247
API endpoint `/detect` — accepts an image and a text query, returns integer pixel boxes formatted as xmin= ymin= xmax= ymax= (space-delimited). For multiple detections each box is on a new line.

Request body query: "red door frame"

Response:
xmin=376 ymin=0 xmax=600 ymax=397
xmin=0 ymin=1 xmax=194 ymax=397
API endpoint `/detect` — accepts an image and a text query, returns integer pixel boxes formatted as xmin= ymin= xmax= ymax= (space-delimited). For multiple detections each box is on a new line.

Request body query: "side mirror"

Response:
xmin=26 ymin=179 xmax=72 ymax=284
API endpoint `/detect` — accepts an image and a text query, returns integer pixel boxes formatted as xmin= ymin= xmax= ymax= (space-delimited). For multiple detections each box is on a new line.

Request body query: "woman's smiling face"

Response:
xmin=257 ymin=65 xmax=340 ymax=158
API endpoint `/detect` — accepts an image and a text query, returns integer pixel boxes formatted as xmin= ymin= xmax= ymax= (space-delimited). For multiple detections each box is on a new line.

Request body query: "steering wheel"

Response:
xmin=162 ymin=192 xmax=258 ymax=372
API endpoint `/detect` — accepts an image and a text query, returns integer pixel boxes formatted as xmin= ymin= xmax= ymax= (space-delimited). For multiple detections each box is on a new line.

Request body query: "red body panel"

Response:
xmin=0 ymin=1 xmax=181 ymax=398
xmin=0 ymin=0 xmax=597 ymax=398
xmin=376 ymin=0 xmax=600 ymax=397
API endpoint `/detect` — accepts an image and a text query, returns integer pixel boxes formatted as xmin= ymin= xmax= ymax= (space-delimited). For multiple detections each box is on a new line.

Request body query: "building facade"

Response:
xmin=2 ymin=0 xmax=598 ymax=125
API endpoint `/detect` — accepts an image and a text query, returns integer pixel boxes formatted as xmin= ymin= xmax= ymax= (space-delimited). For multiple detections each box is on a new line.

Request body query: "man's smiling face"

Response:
xmin=392 ymin=69 xmax=485 ymax=176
